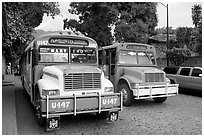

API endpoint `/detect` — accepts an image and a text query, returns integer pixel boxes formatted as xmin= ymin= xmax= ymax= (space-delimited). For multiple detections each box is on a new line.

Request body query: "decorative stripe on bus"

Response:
xmin=43 ymin=71 xmax=59 ymax=79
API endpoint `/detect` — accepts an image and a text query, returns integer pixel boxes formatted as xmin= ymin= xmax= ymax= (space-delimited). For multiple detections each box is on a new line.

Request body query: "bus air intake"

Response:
xmin=64 ymin=73 xmax=101 ymax=90
xmin=145 ymin=73 xmax=164 ymax=82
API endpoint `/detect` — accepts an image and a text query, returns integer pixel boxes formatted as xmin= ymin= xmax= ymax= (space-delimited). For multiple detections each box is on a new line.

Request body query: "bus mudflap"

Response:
xmin=46 ymin=116 xmax=60 ymax=132
xmin=108 ymin=111 xmax=119 ymax=122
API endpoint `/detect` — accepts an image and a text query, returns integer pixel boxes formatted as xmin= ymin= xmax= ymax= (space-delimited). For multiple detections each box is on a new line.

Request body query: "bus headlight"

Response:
xmin=166 ymin=78 xmax=171 ymax=84
xmin=104 ymin=87 xmax=114 ymax=93
xmin=42 ymin=89 xmax=60 ymax=96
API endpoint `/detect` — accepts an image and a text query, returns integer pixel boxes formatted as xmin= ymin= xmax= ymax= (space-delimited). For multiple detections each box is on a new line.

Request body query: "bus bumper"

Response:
xmin=132 ymin=84 xmax=179 ymax=99
xmin=39 ymin=93 xmax=123 ymax=131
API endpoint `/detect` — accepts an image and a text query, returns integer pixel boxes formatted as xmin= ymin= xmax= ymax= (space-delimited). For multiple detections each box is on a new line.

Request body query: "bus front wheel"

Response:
xmin=118 ymin=84 xmax=133 ymax=106
xmin=36 ymin=89 xmax=45 ymax=126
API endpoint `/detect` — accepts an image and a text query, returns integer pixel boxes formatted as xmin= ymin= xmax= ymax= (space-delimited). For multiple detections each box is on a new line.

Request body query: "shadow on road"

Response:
xmin=178 ymin=88 xmax=202 ymax=97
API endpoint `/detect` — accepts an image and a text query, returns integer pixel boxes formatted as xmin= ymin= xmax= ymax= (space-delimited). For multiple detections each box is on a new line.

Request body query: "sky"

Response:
xmin=35 ymin=1 xmax=202 ymax=31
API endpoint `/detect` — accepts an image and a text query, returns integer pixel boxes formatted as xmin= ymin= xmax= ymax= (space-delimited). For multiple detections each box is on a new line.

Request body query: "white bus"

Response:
xmin=20 ymin=31 xmax=122 ymax=131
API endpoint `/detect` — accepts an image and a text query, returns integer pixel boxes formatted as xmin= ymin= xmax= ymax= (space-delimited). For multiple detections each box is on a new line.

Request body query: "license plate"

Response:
xmin=101 ymin=96 xmax=120 ymax=107
xmin=49 ymin=99 xmax=73 ymax=112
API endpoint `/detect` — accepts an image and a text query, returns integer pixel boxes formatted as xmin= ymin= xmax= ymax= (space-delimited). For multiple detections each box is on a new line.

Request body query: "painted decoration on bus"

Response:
xmin=39 ymin=47 xmax=68 ymax=63
xmin=70 ymin=47 xmax=97 ymax=63
xmin=49 ymin=38 xmax=88 ymax=46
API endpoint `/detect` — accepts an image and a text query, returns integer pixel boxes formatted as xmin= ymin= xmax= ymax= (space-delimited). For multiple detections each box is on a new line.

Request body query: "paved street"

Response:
xmin=2 ymin=76 xmax=201 ymax=135
xmin=2 ymin=74 xmax=17 ymax=135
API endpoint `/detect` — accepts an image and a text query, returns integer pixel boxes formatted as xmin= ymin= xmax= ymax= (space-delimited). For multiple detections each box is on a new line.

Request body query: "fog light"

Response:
xmin=104 ymin=87 xmax=114 ymax=93
xmin=130 ymin=83 xmax=140 ymax=89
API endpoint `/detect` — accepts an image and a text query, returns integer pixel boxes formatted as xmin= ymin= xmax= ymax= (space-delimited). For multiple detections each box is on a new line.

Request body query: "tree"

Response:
xmin=167 ymin=47 xmax=191 ymax=66
xmin=114 ymin=2 xmax=158 ymax=43
xmin=191 ymin=4 xmax=202 ymax=56
xmin=176 ymin=27 xmax=192 ymax=48
xmin=192 ymin=4 xmax=202 ymax=28
xmin=64 ymin=2 xmax=117 ymax=47
xmin=2 ymin=2 xmax=60 ymax=64
xmin=64 ymin=2 xmax=158 ymax=47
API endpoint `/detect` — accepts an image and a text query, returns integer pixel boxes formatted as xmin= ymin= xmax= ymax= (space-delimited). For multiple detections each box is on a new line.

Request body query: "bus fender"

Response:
xmin=37 ymin=78 xmax=60 ymax=95
xmin=118 ymin=75 xmax=142 ymax=90
xmin=103 ymin=77 xmax=114 ymax=88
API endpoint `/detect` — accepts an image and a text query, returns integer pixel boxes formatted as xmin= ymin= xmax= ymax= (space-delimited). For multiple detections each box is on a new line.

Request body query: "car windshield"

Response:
xmin=119 ymin=50 xmax=156 ymax=65
xmin=39 ymin=46 xmax=97 ymax=64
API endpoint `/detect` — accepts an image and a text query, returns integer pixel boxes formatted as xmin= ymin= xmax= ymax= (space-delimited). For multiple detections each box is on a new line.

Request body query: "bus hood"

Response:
xmin=122 ymin=67 xmax=165 ymax=83
xmin=125 ymin=67 xmax=163 ymax=74
xmin=43 ymin=65 xmax=102 ymax=75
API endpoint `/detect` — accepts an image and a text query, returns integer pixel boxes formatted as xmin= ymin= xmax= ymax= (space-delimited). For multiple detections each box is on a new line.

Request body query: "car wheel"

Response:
xmin=153 ymin=97 xmax=167 ymax=103
xmin=118 ymin=83 xmax=133 ymax=106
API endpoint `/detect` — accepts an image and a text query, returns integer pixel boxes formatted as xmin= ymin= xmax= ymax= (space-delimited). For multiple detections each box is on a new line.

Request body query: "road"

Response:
xmin=14 ymin=76 xmax=202 ymax=135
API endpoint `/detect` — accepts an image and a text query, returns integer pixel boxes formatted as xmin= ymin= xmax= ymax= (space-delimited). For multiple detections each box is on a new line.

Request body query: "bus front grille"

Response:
xmin=64 ymin=73 xmax=101 ymax=90
xmin=145 ymin=73 xmax=164 ymax=82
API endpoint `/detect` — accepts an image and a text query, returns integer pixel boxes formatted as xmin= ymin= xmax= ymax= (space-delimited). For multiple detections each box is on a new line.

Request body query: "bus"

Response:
xmin=99 ymin=43 xmax=178 ymax=106
xmin=20 ymin=31 xmax=122 ymax=131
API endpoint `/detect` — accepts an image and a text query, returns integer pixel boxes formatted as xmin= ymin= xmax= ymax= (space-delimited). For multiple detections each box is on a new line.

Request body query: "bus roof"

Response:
xmin=101 ymin=42 xmax=153 ymax=50
xmin=25 ymin=31 xmax=97 ymax=51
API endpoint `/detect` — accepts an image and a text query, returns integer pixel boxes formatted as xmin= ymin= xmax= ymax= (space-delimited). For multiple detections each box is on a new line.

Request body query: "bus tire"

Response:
xmin=153 ymin=97 xmax=167 ymax=103
xmin=36 ymin=88 xmax=45 ymax=126
xmin=118 ymin=83 xmax=133 ymax=106
xmin=96 ymin=111 xmax=109 ymax=119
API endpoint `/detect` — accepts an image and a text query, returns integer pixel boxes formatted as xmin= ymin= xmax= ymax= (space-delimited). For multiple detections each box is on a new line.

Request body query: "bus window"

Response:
xmin=70 ymin=47 xmax=97 ymax=63
xmin=138 ymin=51 xmax=155 ymax=65
xmin=119 ymin=50 xmax=156 ymax=65
xmin=39 ymin=47 xmax=68 ymax=63
xmin=119 ymin=50 xmax=137 ymax=64
xmin=26 ymin=49 xmax=31 ymax=64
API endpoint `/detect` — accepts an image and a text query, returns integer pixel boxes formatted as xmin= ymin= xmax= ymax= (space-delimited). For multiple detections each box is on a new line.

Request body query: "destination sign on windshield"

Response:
xmin=126 ymin=45 xmax=147 ymax=50
xmin=49 ymin=38 xmax=88 ymax=46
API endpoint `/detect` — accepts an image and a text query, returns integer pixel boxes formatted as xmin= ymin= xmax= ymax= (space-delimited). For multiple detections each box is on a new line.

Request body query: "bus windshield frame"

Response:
xmin=118 ymin=50 xmax=156 ymax=66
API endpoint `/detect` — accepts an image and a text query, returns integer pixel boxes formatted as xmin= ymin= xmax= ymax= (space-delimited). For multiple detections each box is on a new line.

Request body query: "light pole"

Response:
xmin=159 ymin=3 xmax=169 ymax=66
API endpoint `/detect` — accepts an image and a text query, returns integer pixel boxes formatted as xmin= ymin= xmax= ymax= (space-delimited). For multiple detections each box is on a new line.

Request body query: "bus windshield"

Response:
xmin=70 ymin=47 xmax=97 ymax=63
xmin=39 ymin=46 xmax=97 ymax=64
xmin=119 ymin=50 xmax=156 ymax=65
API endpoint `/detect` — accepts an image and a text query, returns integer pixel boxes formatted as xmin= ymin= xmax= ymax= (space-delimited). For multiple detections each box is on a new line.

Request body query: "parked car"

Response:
xmin=163 ymin=66 xmax=202 ymax=93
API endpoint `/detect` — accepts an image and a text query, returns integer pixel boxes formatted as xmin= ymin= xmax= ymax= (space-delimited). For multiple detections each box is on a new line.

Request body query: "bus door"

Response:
xmin=31 ymin=48 xmax=36 ymax=103
xmin=25 ymin=49 xmax=32 ymax=94
xmin=26 ymin=48 xmax=35 ymax=102
xmin=108 ymin=49 xmax=116 ymax=84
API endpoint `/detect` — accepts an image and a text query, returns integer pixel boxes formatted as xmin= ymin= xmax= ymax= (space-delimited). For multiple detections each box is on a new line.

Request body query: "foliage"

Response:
xmin=192 ymin=4 xmax=202 ymax=28
xmin=176 ymin=27 xmax=193 ymax=48
xmin=167 ymin=47 xmax=191 ymax=66
xmin=114 ymin=2 xmax=158 ymax=43
xmin=64 ymin=2 xmax=117 ymax=47
xmin=156 ymin=27 xmax=176 ymax=35
xmin=2 ymin=2 xmax=60 ymax=64
xmin=191 ymin=4 xmax=202 ymax=56
xmin=64 ymin=2 xmax=158 ymax=47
